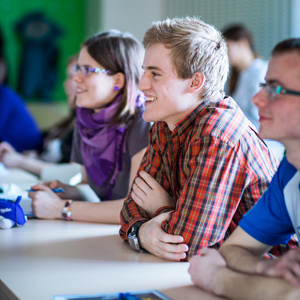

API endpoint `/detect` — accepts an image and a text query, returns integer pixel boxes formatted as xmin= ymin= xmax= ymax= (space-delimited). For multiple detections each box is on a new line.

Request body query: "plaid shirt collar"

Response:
xmin=166 ymin=97 xmax=220 ymax=145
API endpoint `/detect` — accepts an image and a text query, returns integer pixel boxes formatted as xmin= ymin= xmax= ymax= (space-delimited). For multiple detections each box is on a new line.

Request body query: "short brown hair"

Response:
xmin=143 ymin=17 xmax=229 ymax=100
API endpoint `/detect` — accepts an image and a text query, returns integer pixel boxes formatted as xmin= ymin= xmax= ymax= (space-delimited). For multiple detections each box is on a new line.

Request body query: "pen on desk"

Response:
xmin=27 ymin=188 xmax=65 ymax=193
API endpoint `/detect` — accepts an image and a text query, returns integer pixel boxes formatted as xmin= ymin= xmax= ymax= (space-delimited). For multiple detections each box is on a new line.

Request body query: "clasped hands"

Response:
xmin=131 ymin=171 xmax=188 ymax=261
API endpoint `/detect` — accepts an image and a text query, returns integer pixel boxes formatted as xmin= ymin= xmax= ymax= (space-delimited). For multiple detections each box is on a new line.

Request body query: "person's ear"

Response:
xmin=188 ymin=72 xmax=205 ymax=93
xmin=113 ymin=72 xmax=125 ymax=90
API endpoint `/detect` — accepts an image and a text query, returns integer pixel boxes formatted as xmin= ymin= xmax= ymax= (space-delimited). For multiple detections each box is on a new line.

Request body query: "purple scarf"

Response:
xmin=76 ymin=93 xmax=144 ymax=192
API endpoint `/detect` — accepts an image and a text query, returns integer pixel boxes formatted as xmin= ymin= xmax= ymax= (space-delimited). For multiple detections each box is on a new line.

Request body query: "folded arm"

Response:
xmin=219 ymin=226 xmax=271 ymax=273
xmin=120 ymin=136 xmax=252 ymax=260
xmin=220 ymin=226 xmax=300 ymax=288
xmin=188 ymin=248 xmax=300 ymax=300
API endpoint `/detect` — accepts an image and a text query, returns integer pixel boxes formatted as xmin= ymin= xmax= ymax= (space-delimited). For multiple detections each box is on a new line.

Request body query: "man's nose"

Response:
xmin=138 ymin=73 xmax=151 ymax=91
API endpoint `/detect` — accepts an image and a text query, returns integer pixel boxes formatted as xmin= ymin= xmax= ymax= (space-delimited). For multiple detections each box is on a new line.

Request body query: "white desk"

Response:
xmin=0 ymin=219 xmax=225 ymax=300
xmin=0 ymin=167 xmax=40 ymax=189
xmin=0 ymin=166 xmax=99 ymax=206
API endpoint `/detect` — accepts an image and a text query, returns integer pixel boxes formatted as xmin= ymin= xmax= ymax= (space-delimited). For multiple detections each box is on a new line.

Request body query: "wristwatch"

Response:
xmin=128 ymin=221 xmax=145 ymax=251
xmin=61 ymin=200 xmax=73 ymax=220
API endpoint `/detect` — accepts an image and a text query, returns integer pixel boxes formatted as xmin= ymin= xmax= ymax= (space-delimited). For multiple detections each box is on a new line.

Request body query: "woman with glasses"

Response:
xmin=28 ymin=30 xmax=152 ymax=224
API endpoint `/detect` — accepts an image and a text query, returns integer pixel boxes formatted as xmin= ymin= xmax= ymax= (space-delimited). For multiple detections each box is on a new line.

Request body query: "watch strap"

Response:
xmin=128 ymin=221 xmax=147 ymax=252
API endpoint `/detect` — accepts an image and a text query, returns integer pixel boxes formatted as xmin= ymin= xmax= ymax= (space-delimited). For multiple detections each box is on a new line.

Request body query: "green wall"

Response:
xmin=0 ymin=0 xmax=85 ymax=101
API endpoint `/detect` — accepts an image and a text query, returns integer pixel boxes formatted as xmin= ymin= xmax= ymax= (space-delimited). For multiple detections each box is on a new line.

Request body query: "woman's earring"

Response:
xmin=114 ymin=86 xmax=119 ymax=91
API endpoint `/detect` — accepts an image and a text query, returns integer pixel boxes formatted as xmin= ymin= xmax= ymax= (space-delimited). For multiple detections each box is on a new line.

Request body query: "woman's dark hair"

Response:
xmin=222 ymin=24 xmax=258 ymax=94
xmin=222 ymin=24 xmax=257 ymax=56
xmin=83 ymin=29 xmax=144 ymax=126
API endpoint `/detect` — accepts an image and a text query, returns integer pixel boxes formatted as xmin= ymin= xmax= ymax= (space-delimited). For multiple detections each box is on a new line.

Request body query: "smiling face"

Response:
xmin=138 ymin=43 xmax=202 ymax=131
xmin=252 ymin=51 xmax=300 ymax=145
xmin=73 ymin=47 xmax=120 ymax=112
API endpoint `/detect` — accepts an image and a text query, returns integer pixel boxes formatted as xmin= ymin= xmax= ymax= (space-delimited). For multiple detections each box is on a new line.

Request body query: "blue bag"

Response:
xmin=0 ymin=196 xmax=27 ymax=226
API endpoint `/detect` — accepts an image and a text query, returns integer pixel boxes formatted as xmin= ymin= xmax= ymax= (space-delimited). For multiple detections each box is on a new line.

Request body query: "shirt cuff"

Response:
xmin=153 ymin=206 xmax=174 ymax=217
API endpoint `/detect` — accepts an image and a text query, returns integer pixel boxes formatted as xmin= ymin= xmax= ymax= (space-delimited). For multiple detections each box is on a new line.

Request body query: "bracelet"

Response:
xmin=61 ymin=200 xmax=73 ymax=220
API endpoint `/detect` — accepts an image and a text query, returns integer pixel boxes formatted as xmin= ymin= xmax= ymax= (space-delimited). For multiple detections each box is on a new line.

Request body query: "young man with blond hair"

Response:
xmin=119 ymin=17 xmax=294 ymax=261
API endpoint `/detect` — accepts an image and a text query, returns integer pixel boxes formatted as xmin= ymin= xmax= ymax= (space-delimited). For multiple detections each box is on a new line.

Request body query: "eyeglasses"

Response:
xmin=259 ymin=82 xmax=300 ymax=100
xmin=73 ymin=64 xmax=111 ymax=75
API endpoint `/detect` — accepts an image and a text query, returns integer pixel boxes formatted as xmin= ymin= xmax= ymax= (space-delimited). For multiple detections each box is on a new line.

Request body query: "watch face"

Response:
xmin=128 ymin=231 xmax=140 ymax=251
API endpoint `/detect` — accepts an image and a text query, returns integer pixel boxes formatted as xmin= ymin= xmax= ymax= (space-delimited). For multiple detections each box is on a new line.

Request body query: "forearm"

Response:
xmin=19 ymin=155 xmax=52 ymax=177
xmin=219 ymin=244 xmax=264 ymax=273
xmin=215 ymin=267 xmax=300 ymax=300
xmin=71 ymin=198 xmax=125 ymax=224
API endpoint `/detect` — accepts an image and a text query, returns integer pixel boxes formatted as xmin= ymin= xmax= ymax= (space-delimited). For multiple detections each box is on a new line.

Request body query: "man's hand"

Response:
xmin=188 ymin=248 xmax=226 ymax=294
xmin=132 ymin=171 xmax=175 ymax=216
xmin=138 ymin=212 xmax=188 ymax=261
xmin=256 ymin=248 xmax=300 ymax=287
xmin=28 ymin=183 xmax=65 ymax=219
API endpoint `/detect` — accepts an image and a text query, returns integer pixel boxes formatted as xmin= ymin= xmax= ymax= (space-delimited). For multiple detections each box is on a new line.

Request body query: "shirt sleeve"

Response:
xmin=119 ymin=124 xmax=172 ymax=239
xmin=239 ymin=159 xmax=295 ymax=246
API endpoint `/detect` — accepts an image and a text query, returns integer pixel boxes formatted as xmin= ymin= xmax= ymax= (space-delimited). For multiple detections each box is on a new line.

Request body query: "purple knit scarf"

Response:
xmin=76 ymin=93 xmax=144 ymax=192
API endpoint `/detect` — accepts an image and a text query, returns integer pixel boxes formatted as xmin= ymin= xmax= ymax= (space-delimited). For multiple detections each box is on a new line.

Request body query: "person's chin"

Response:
xmin=142 ymin=114 xmax=152 ymax=123
xmin=142 ymin=111 xmax=157 ymax=123
xmin=76 ymin=97 xmax=87 ymax=108
xmin=259 ymin=129 xmax=276 ymax=141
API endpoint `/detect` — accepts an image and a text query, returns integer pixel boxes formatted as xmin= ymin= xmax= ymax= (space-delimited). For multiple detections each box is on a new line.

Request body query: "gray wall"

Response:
xmin=86 ymin=0 xmax=163 ymax=44
xmin=87 ymin=0 xmax=300 ymax=59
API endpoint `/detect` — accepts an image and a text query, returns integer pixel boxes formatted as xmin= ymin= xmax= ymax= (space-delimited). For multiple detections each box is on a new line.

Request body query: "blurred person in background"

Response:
xmin=222 ymin=24 xmax=268 ymax=131
xmin=0 ymin=25 xmax=43 ymax=152
xmin=223 ymin=24 xmax=285 ymax=161
xmin=0 ymin=54 xmax=78 ymax=174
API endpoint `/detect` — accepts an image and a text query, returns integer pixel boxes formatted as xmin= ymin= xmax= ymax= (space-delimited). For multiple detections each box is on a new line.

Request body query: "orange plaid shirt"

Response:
xmin=120 ymin=96 xmax=293 ymax=259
